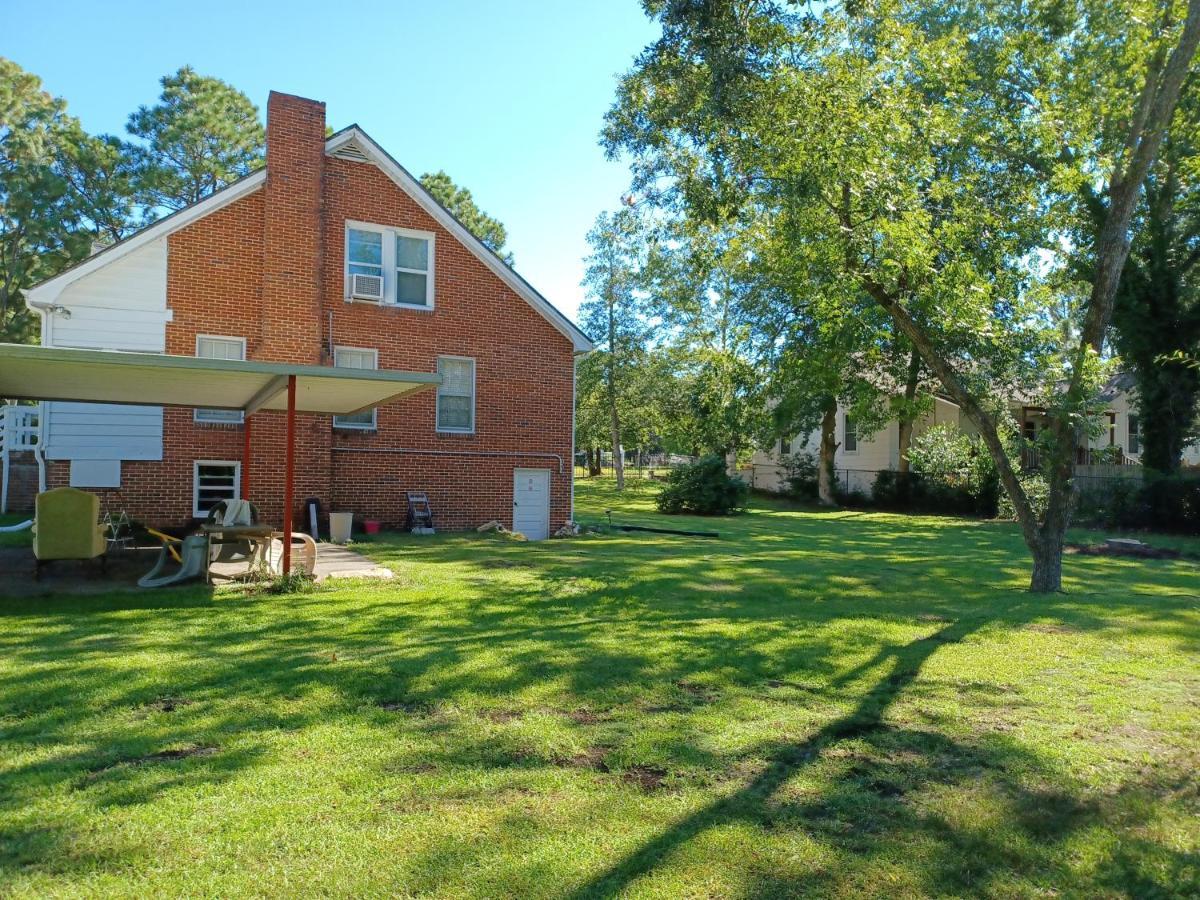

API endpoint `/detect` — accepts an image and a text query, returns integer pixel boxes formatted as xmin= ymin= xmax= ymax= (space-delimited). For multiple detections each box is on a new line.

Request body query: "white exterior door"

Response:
xmin=512 ymin=468 xmax=550 ymax=540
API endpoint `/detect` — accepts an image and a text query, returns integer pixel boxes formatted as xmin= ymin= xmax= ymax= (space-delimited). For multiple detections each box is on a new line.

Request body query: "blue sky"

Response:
xmin=1 ymin=1 xmax=659 ymax=325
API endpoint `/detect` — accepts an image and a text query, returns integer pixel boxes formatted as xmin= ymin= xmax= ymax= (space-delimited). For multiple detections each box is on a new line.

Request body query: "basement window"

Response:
xmin=346 ymin=221 xmax=434 ymax=308
xmin=193 ymin=460 xmax=240 ymax=517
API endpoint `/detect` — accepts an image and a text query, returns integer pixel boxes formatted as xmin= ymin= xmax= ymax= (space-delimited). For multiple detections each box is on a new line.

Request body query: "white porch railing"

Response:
xmin=1 ymin=403 xmax=42 ymax=513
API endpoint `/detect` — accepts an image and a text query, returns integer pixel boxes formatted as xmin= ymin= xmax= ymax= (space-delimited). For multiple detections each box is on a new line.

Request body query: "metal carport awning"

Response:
xmin=0 ymin=343 xmax=441 ymax=415
xmin=0 ymin=343 xmax=442 ymax=573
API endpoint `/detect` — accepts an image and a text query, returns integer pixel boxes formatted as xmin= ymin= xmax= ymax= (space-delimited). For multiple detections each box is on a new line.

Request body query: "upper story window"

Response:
xmin=436 ymin=356 xmax=475 ymax=433
xmin=332 ymin=346 xmax=378 ymax=430
xmin=195 ymin=335 xmax=245 ymax=424
xmin=346 ymin=221 xmax=434 ymax=308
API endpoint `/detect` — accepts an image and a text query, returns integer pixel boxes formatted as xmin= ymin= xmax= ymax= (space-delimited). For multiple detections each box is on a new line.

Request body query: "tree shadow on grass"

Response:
xmin=0 ymin=499 xmax=1196 ymax=892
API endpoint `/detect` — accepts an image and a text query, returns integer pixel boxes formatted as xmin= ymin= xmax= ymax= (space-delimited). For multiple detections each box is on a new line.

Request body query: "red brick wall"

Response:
xmin=74 ymin=92 xmax=577 ymax=535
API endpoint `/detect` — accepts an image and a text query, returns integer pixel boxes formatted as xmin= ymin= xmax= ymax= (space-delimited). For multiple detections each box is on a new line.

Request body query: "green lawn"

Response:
xmin=1 ymin=480 xmax=1197 ymax=898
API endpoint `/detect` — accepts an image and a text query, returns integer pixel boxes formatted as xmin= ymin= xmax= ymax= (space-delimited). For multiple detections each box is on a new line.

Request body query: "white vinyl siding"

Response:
xmin=193 ymin=460 xmax=240 ymax=517
xmin=41 ymin=240 xmax=169 ymax=463
xmin=332 ymin=347 xmax=379 ymax=429
xmin=195 ymin=336 xmax=246 ymax=423
xmin=46 ymin=241 xmax=170 ymax=352
xmin=44 ymin=403 xmax=163 ymax=461
xmin=345 ymin=221 xmax=435 ymax=308
xmin=436 ymin=356 xmax=475 ymax=433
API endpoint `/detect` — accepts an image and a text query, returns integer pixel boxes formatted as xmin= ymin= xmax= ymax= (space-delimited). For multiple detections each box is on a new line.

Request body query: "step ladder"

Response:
xmin=405 ymin=492 xmax=435 ymax=534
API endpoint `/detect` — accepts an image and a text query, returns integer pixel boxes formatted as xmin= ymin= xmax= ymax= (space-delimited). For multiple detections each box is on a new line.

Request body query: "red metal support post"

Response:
xmin=282 ymin=375 xmax=296 ymax=576
xmin=241 ymin=414 xmax=252 ymax=501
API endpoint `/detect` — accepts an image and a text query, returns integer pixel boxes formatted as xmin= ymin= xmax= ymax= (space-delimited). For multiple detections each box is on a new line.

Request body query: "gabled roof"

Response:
xmin=325 ymin=126 xmax=592 ymax=352
xmin=27 ymin=127 xmax=593 ymax=354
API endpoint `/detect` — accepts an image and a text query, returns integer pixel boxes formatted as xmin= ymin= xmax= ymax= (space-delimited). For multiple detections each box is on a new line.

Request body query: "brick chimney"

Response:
xmin=261 ymin=91 xmax=325 ymax=363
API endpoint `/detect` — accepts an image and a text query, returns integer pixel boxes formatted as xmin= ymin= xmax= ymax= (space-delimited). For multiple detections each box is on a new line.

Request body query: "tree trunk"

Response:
xmin=817 ymin=399 xmax=838 ymax=506
xmin=588 ymin=447 xmax=601 ymax=477
xmin=610 ymin=407 xmax=625 ymax=491
xmin=606 ymin=286 xmax=624 ymax=492
xmin=1029 ymin=534 xmax=1064 ymax=593
xmin=896 ymin=348 xmax=921 ymax=487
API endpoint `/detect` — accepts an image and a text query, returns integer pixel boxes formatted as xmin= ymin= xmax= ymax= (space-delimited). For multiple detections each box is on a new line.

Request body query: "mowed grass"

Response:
xmin=1 ymin=480 xmax=1197 ymax=898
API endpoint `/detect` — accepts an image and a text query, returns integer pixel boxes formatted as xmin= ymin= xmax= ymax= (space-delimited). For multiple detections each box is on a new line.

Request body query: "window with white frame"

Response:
xmin=333 ymin=346 xmax=379 ymax=429
xmin=346 ymin=222 xmax=434 ymax=307
xmin=195 ymin=336 xmax=246 ymax=423
xmin=843 ymin=414 xmax=858 ymax=453
xmin=193 ymin=460 xmax=239 ymax=517
xmin=1128 ymin=414 xmax=1141 ymax=455
xmin=436 ymin=356 xmax=475 ymax=433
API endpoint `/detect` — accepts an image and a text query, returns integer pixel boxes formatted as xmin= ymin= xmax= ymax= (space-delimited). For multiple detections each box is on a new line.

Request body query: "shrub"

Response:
xmin=656 ymin=455 xmax=749 ymax=516
xmin=1072 ymin=474 xmax=1200 ymax=534
xmin=780 ymin=450 xmax=819 ymax=501
xmin=874 ymin=425 xmax=1000 ymax=517
xmin=998 ymin=473 xmax=1049 ymax=522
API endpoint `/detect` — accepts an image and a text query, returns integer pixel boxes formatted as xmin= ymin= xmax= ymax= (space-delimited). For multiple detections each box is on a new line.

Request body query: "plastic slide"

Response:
xmin=138 ymin=534 xmax=209 ymax=588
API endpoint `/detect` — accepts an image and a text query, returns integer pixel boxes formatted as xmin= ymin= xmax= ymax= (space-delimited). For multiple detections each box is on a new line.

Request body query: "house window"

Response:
xmin=346 ymin=222 xmax=434 ymax=307
xmin=333 ymin=347 xmax=379 ymax=429
xmin=1128 ymin=414 xmax=1140 ymax=455
xmin=436 ymin=356 xmax=475 ymax=433
xmin=844 ymin=414 xmax=858 ymax=453
xmin=195 ymin=336 xmax=246 ymax=423
xmin=193 ymin=460 xmax=239 ymax=517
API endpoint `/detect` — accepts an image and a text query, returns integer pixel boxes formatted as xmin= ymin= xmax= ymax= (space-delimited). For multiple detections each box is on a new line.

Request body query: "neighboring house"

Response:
xmin=23 ymin=92 xmax=592 ymax=538
xmin=751 ymin=396 xmax=966 ymax=494
xmin=751 ymin=373 xmax=1200 ymax=495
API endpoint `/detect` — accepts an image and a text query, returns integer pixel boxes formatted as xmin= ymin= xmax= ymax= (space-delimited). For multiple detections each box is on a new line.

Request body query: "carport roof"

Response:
xmin=0 ymin=343 xmax=440 ymax=415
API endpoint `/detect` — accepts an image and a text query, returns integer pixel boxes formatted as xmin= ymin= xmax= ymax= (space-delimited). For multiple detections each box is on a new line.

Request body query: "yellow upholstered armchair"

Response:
xmin=32 ymin=487 xmax=107 ymax=577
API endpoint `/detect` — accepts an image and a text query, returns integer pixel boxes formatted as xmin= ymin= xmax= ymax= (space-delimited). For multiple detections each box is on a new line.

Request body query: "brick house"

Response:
xmin=23 ymin=92 xmax=592 ymax=539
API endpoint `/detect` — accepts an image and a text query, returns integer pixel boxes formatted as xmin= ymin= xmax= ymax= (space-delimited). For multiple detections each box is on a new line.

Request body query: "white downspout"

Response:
xmin=570 ymin=355 xmax=578 ymax=524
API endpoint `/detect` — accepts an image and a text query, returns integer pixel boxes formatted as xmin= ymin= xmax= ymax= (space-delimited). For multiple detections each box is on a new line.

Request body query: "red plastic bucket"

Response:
xmin=363 ymin=519 xmax=381 ymax=535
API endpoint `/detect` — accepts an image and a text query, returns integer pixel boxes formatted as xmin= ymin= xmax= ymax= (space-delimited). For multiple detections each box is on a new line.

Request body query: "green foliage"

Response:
xmin=780 ymin=450 xmax=819 ymax=501
xmin=419 ymin=170 xmax=512 ymax=264
xmin=0 ymin=58 xmax=131 ymax=343
xmin=126 ymin=67 xmax=264 ymax=213
xmin=604 ymin=0 xmax=1200 ymax=589
xmin=1074 ymin=474 xmax=1200 ymax=534
xmin=999 ymin=473 xmax=1050 ymax=523
xmin=1110 ymin=81 xmax=1200 ymax=474
xmin=655 ymin=454 xmax=748 ymax=515
xmin=866 ymin=425 xmax=1000 ymax=516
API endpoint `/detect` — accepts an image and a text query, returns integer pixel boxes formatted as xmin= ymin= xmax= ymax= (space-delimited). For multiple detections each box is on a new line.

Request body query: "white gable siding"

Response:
xmin=45 ymin=241 xmax=170 ymax=351
xmin=42 ymin=240 xmax=167 ymax=463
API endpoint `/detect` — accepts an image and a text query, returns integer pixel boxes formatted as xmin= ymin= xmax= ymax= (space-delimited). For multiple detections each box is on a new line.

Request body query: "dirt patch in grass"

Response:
xmin=621 ymin=765 xmax=668 ymax=792
xmin=79 ymin=745 xmax=219 ymax=786
xmin=556 ymin=746 xmax=611 ymax=770
xmin=551 ymin=747 xmax=670 ymax=792
xmin=139 ymin=745 xmax=219 ymax=763
xmin=378 ymin=700 xmax=433 ymax=715
xmin=1025 ymin=622 xmax=1081 ymax=635
xmin=1067 ymin=541 xmax=1181 ymax=560
xmin=144 ymin=696 xmax=193 ymax=714
xmin=482 ymin=708 xmax=522 ymax=724
xmin=565 ymin=708 xmax=607 ymax=725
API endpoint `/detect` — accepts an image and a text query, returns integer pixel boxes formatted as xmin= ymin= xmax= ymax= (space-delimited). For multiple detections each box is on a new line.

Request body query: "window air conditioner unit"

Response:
xmin=350 ymin=273 xmax=385 ymax=301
